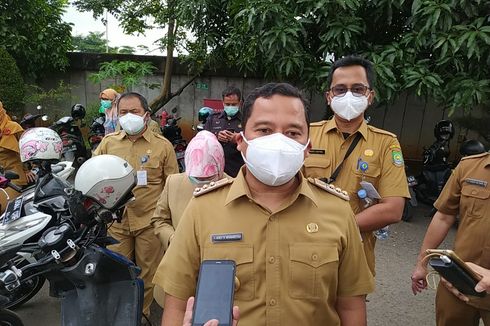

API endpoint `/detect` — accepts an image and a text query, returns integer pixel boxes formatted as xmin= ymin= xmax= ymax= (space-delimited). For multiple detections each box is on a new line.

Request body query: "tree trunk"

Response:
xmin=150 ymin=17 xmax=176 ymax=111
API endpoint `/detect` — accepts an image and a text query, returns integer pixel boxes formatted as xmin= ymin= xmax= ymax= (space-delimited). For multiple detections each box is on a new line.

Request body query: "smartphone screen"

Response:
xmin=192 ymin=260 xmax=236 ymax=326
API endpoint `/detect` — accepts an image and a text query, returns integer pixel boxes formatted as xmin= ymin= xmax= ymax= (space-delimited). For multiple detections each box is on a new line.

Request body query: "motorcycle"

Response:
xmin=412 ymin=120 xmax=454 ymax=207
xmin=162 ymin=116 xmax=187 ymax=172
xmin=0 ymin=162 xmax=75 ymax=309
xmin=87 ymin=114 xmax=106 ymax=152
xmin=0 ymin=156 xmax=144 ymax=326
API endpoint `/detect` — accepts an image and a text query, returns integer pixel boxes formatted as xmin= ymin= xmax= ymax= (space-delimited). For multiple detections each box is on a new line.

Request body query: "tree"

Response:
xmin=0 ymin=0 xmax=72 ymax=79
xmin=88 ymin=60 xmax=158 ymax=93
xmin=74 ymin=0 xmax=490 ymax=116
xmin=178 ymin=0 xmax=490 ymax=115
xmin=72 ymin=31 xmax=137 ymax=54
xmin=0 ymin=48 xmax=25 ymax=116
xmin=73 ymin=0 xmax=190 ymax=111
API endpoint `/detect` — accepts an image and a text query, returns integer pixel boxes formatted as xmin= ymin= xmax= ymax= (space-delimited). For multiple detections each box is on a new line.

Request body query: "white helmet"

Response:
xmin=19 ymin=127 xmax=63 ymax=162
xmin=74 ymin=155 xmax=136 ymax=210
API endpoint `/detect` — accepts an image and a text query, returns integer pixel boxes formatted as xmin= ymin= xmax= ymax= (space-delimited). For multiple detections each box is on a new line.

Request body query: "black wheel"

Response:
xmin=0 ymin=309 xmax=24 ymax=326
xmin=402 ymin=200 xmax=413 ymax=222
xmin=1 ymin=256 xmax=45 ymax=310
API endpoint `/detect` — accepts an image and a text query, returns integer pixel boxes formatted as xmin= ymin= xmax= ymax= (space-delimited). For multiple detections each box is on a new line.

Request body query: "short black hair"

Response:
xmin=117 ymin=92 xmax=150 ymax=112
xmin=242 ymin=83 xmax=310 ymax=130
xmin=222 ymin=85 xmax=242 ymax=101
xmin=326 ymin=55 xmax=376 ymax=89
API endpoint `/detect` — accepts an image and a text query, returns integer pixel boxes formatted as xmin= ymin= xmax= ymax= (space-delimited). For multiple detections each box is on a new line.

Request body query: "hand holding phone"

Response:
xmin=426 ymin=249 xmax=486 ymax=298
xmin=191 ymin=260 xmax=236 ymax=326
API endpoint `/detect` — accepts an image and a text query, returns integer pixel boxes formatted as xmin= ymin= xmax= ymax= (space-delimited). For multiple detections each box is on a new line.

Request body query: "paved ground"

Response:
xmin=13 ymin=203 xmax=469 ymax=326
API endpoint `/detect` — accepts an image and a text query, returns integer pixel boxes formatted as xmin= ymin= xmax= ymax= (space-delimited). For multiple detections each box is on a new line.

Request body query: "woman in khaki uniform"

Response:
xmin=412 ymin=152 xmax=490 ymax=325
xmin=151 ymin=130 xmax=226 ymax=306
xmin=0 ymin=101 xmax=33 ymax=212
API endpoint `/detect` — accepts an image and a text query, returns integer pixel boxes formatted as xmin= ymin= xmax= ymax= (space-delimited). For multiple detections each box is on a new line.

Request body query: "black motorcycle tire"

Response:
xmin=0 ymin=309 xmax=24 ymax=326
xmin=402 ymin=200 xmax=413 ymax=222
xmin=1 ymin=255 xmax=45 ymax=310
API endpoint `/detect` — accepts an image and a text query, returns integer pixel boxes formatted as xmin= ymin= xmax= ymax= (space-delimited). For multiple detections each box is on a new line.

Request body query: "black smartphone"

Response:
xmin=427 ymin=250 xmax=486 ymax=298
xmin=192 ymin=260 xmax=236 ymax=326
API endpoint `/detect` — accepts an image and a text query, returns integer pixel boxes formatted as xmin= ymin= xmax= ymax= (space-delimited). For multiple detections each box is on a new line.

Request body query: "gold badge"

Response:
xmin=364 ymin=149 xmax=374 ymax=157
xmin=146 ymin=149 xmax=152 ymax=154
xmin=306 ymin=223 xmax=319 ymax=233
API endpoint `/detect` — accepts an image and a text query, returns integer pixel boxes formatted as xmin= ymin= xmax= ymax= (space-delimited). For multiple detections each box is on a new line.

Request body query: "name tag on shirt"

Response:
xmin=137 ymin=170 xmax=148 ymax=186
xmin=465 ymin=178 xmax=487 ymax=187
xmin=211 ymin=233 xmax=243 ymax=243
xmin=310 ymin=149 xmax=325 ymax=155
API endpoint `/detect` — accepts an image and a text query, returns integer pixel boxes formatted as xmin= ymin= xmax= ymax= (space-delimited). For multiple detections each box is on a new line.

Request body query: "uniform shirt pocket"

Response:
xmin=203 ymin=244 xmax=255 ymax=301
xmin=144 ymin=158 xmax=162 ymax=184
xmin=304 ymin=156 xmax=331 ymax=179
xmin=461 ymin=185 xmax=490 ymax=219
xmin=289 ymin=243 xmax=339 ymax=299
xmin=352 ymin=161 xmax=381 ymax=190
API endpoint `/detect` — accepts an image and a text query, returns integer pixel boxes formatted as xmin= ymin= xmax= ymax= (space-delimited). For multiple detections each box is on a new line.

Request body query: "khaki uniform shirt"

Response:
xmin=304 ymin=119 xmax=410 ymax=274
xmin=153 ymin=169 xmax=374 ymax=326
xmin=434 ymin=152 xmax=490 ymax=310
xmin=94 ymin=127 xmax=179 ymax=231
xmin=151 ymin=173 xmax=231 ymax=251
xmin=151 ymin=173 xmax=195 ymax=250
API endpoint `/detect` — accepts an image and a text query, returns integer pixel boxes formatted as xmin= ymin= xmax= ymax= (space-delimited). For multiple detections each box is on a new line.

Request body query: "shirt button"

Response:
xmin=311 ymin=253 xmax=318 ymax=261
xmin=269 ymin=256 xmax=275 ymax=264
xmin=269 ymin=299 xmax=276 ymax=306
xmin=472 ymin=190 xmax=477 ymax=195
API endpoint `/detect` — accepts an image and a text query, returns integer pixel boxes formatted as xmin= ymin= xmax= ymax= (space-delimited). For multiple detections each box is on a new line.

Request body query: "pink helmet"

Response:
xmin=185 ymin=130 xmax=225 ymax=178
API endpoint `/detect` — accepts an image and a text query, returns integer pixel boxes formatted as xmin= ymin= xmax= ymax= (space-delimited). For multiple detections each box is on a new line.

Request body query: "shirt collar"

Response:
xmin=219 ymin=111 xmax=241 ymax=121
xmin=484 ymin=153 xmax=490 ymax=167
xmin=115 ymin=126 xmax=153 ymax=142
xmin=225 ymin=168 xmax=319 ymax=208
xmin=325 ymin=118 xmax=368 ymax=140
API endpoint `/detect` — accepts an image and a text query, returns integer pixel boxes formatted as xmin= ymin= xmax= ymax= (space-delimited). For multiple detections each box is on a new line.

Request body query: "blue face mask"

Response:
xmin=224 ymin=106 xmax=239 ymax=117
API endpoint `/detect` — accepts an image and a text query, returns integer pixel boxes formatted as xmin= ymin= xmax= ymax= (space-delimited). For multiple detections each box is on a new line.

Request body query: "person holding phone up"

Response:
xmin=154 ymin=83 xmax=374 ymax=326
xmin=411 ymin=151 xmax=490 ymax=325
xmin=204 ymin=86 xmax=244 ymax=177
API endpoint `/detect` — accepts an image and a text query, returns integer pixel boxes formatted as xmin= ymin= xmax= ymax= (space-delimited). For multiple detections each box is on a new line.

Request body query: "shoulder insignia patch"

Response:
xmin=461 ymin=152 xmax=489 ymax=161
xmin=391 ymin=149 xmax=404 ymax=167
xmin=193 ymin=177 xmax=234 ymax=197
xmin=368 ymin=125 xmax=397 ymax=138
xmin=307 ymin=178 xmax=350 ymax=201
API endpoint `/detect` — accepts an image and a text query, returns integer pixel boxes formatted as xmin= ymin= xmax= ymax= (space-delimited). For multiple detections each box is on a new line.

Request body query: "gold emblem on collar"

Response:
xmin=306 ymin=223 xmax=319 ymax=233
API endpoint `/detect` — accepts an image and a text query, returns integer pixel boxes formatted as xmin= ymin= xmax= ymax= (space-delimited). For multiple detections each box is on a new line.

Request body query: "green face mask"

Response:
xmin=224 ymin=106 xmax=239 ymax=117
xmin=99 ymin=100 xmax=112 ymax=113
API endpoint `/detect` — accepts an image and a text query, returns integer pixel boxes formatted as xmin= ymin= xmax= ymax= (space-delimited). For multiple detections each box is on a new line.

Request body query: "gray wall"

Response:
xmin=37 ymin=52 xmax=483 ymax=169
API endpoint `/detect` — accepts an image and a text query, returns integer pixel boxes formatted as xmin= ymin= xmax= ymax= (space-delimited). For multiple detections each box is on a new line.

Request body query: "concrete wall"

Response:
xmin=36 ymin=52 xmax=483 ymax=170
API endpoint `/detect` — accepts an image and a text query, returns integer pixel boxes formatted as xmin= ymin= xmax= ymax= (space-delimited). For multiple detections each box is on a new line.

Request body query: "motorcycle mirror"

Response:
xmin=36 ymin=105 xmax=42 ymax=111
xmin=41 ymin=115 xmax=49 ymax=121
xmin=5 ymin=170 xmax=19 ymax=180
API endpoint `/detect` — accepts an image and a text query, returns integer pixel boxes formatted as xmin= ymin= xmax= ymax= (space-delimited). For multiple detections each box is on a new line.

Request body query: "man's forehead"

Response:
xmin=332 ymin=65 xmax=368 ymax=83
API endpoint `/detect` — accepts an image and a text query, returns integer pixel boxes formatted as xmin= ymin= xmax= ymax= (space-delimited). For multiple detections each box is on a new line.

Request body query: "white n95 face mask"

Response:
xmin=119 ymin=113 xmax=146 ymax=135
xmin=241 ymin=132 xmax=309 ymax=186
xmin=330 ymin=91 xmax=368 ymax=121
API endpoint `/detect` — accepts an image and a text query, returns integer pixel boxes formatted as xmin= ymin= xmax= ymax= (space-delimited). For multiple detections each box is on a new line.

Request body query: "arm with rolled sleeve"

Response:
xmin=151 ymin=175 xmax=175 ymax=250
xmin=356 ymin=137 xmax=409 ymax=232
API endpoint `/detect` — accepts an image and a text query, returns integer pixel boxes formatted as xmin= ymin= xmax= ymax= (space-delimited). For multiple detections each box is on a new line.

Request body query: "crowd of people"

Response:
xmin=0 ymin=55 xmax=488 ymax=326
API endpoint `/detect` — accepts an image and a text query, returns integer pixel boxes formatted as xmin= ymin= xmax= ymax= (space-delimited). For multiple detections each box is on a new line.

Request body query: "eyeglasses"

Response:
xmin=330 ymin=84 xmax=371 ymax=97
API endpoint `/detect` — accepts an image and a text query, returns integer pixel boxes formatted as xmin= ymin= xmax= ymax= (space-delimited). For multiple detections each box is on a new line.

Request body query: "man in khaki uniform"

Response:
xmin=303 ymin=56 xmax=409 ymax=274
xmin=411 ymin=152 xmax=490 ymax=325
xmin=94 ymin=92 xmax=178 ymax=318
xmin=155 ymin=83 xmax=374 ymax=326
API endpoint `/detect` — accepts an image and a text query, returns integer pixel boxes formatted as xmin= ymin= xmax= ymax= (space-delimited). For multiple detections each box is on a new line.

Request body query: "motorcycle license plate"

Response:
xmin=2 ymin=196 xmax=24 ymax=225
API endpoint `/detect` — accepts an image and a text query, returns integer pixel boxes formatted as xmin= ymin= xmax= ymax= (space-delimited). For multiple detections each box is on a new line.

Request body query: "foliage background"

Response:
xmin=0 ymin=48 xmax=25 ymax=117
